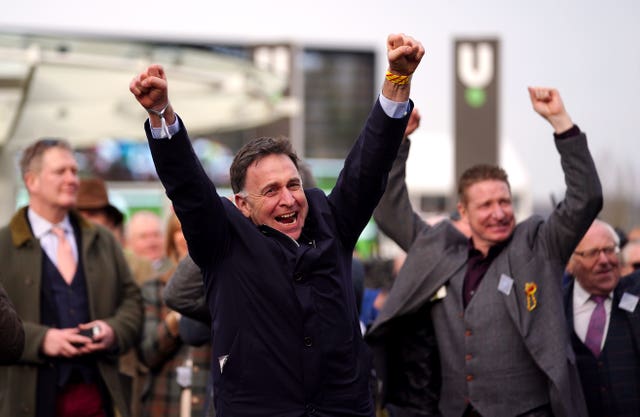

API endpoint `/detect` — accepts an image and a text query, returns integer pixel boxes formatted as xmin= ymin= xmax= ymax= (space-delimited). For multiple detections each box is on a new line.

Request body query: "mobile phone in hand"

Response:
xmin=78 ymin=326 xmax=101 ymax=340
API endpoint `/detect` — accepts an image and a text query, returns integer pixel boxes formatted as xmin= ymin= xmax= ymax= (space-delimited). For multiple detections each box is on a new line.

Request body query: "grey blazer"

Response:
xmin=367 ymin=132 xmax=602 ymax=417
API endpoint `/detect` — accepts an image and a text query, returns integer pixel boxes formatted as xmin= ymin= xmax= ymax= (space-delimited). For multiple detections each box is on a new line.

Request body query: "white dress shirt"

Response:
xmin=27 ymin=208 xmax=79 ymax=267
xmin=572 ymin=279 xmax=612 ymax=351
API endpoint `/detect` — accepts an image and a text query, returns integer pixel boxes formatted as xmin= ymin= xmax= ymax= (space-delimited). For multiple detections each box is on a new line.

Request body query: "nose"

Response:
xmin=596 ymin=249 xmax=611 ymax=264
xmin=280 ymin=189 xmax=295 ymax=206
xmin=492 ymin=204 xmax=505 ymax=219
xmin=65 ymin=169 xmax=79 ymax=183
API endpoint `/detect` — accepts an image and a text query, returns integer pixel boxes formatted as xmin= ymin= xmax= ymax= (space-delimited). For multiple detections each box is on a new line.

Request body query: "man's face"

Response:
xmin=127 ymin=215 xmax=165 ymax=262
xmin=621 ymin=243 xmax=640 ymax=276
xmin=26 ymin=147 xmax=79 ymax=212
xmin=235 ymin=153 xmax=308 ymax=240
xmin=458 ymin=179 xmax=515 ymax=255
xmin=568 ymin=222 xmax=621 ymax=296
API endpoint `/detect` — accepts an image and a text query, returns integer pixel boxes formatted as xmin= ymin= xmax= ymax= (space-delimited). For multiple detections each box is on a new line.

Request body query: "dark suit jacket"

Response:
xmin=147 ymin=100 xmax=411 ymax=417
xmin=367 ymin=133 xmax=602 ymax=417
xmin=563 ymin=272 xmax=640 ymax=416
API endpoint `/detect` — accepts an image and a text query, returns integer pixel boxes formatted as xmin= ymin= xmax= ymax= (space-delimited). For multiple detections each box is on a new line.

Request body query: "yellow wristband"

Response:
xmin=386 ymin=71 xmax=411 ymax=85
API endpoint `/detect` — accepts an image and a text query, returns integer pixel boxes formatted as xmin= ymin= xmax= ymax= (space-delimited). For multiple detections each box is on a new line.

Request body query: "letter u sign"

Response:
xmin=457 ymin=42 xmax=495 ymax=89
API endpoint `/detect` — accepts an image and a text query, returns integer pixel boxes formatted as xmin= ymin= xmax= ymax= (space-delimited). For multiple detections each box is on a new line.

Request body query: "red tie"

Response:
xmin=51 ymin=225 xmax=77 ymax=284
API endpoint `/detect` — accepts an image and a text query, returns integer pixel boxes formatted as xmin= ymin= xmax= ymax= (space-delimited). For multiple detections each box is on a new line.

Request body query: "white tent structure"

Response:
xmin=0 ymin=34 xmax=298 ymax=220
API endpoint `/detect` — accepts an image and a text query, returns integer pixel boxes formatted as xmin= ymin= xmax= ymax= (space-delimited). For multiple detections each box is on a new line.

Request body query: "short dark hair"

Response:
xmin=20 ymin=138 xmax=73 ymax=179
xmin=457 ymin=164 xmax=510 ymax=205
xmin=229 ymin=136 xmax=300 ymax=193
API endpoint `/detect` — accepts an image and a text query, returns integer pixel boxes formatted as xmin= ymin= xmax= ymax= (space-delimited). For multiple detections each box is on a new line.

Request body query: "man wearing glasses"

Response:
xmin=564 ymin=219 xmax=640 ymax=417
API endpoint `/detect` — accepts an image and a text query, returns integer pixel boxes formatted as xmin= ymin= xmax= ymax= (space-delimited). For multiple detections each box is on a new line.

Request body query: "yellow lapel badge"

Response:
xmin=525 ymin=282 xmax=538 ymax=312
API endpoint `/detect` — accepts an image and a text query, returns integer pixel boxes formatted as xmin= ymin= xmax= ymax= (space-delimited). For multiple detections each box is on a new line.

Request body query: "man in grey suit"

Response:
xmin=564 ymin=220 xmax=640 ymax=416
xmin=366 ymin=88 xmax=602 ymax=417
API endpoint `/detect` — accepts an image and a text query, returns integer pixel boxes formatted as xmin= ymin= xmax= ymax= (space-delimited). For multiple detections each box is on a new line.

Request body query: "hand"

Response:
xmin=41 ymin=327 xmax=91 ymax=358
xmin=75 ymin=320 xmax=116 ymax=355
xmin=528 ymin=87 xmax=573 ymax=134
xmin=164 ymin=310 xmax=181 ymax=338
xmin=130 ymin=64 xmax=169 ymax=111
xmin=404 ymin=108 xmax=421 ymax=139
xmin=387 ymin=33 xmax=425 ymax=76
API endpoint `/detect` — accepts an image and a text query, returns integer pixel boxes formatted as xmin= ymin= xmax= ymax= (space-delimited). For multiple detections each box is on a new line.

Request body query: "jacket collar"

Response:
xmin=9 ymin=206 xmax=94 ymax=248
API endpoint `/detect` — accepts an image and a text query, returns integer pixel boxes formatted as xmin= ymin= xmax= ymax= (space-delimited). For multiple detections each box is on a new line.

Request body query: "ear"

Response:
xmin=24 ymin=172 xmax=37 ymax=194
xmin=457 ymin=201 xmax=467 ymax=221
xmin=234 ymin=194 xmax=251 ymax=218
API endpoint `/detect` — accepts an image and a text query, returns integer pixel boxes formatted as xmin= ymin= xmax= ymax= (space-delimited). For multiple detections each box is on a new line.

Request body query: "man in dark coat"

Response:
xmin=130 ymin=34 xmax=424 ymax=417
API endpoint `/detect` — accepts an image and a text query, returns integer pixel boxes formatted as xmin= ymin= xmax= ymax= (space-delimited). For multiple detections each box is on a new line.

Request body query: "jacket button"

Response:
xmin=305 ymin=403 xmax=316 ymax=415
xmin=466 ymin=374 xmax=474 ymax=382
xmin=465 ymin=354 xmax=472 ymax=361
xmin=465 ymin=329 xmax=472 ymax=337
xmin=304 ymin=336 xmax=313 ymax=347
xmin=294 ymin=273 xmax=303 ymax=282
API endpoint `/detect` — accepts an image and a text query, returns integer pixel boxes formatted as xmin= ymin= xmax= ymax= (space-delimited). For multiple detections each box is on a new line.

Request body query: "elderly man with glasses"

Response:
xmin=564 ymin=219 xmax=640 ymax=417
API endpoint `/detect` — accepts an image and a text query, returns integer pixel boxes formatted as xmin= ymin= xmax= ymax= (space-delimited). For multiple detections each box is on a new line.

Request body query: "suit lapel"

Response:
xmin=487 ymin=250 xmax=525 ymax=334
xmin=373 ymin=234 xmax=468 ymax=331
xmin=615 ymin=279 xmax=640 ymax=353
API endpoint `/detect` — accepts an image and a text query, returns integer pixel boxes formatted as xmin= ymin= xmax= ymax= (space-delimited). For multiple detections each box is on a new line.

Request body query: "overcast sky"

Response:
xmin=2 ymin=0 xmax=639 ymax=204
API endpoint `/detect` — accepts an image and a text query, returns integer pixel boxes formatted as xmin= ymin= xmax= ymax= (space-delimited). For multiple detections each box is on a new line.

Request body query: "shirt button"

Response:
xmin=304 ymin=336 xmax=313 ymax=347
xmin=466 ymin=374 xmax=474 ymax=382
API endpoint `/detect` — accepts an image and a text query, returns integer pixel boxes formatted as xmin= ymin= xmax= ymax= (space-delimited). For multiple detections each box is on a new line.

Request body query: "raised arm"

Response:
xmin=374 ymin=109 xmax=430 ymax=251
xmin=529 ymin=87 xmax=603 ymax=263
xmin=129 ymin=65 xmax=228 ymax=269
xmin=329 ymin=34 xmax=424 ymax=247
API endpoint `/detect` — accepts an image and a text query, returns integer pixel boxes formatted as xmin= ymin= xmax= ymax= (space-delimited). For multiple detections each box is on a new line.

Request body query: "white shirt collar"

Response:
xmin=27 ymin=207 xmax=72 ymax=239
xmin=573 ymin=278 xmax=613 ymax=306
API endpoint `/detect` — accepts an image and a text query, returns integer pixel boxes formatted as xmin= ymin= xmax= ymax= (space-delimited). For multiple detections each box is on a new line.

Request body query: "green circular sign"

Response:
xmin=465 ymin=87 xmax=486 ymax=108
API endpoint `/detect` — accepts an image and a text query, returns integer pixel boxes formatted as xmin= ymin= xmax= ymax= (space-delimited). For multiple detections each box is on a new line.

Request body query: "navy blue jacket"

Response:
xmin=147 ymin=100 xmax=411 ymax=417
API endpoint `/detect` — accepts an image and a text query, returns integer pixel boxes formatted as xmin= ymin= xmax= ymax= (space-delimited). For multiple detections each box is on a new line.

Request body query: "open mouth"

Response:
xmin=276 ymin=212 xmax=297 ymax=225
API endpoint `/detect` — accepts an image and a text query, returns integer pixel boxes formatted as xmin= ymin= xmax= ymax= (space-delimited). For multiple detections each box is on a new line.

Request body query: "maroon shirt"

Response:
xmin=463 ymin=239 xmax=509 ymax=308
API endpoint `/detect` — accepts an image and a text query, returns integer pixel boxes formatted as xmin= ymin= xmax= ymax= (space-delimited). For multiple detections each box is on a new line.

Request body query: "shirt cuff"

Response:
xmin=150 ymin=115 xmax=181 ymax=139
xmin=378 ymin=93 xmax=410 ymax=119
